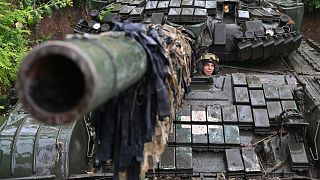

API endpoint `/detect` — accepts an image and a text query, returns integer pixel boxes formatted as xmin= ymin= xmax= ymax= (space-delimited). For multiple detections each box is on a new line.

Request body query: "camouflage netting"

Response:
xmin=141 ymin=24 xmax=193 ymax=177
xmin=91 ymin=23 xmax=193 ymax=179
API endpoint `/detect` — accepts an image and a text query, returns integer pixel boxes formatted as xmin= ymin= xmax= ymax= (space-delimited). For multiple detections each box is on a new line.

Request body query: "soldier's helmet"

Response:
xmin=195 ymin=53 xmax=220 ymax=76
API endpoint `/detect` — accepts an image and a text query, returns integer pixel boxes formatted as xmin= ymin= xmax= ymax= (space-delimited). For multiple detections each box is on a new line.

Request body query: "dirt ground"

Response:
xmin=35 ymin=6 xmax=320 ymax=42
xmin=35 ymin=5 xmax=88 ymax=41
xmin=301 ymin=10 xmax=320 ymax=43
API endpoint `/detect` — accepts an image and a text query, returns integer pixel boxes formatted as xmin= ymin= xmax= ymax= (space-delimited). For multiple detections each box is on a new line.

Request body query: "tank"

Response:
xmin=83 ymin=0 xmax=304 ymax=63
xmin=3 ymin=0 xmax=320 ymax=179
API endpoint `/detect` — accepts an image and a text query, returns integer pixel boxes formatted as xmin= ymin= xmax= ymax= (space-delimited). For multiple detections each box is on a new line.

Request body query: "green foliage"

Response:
xmin=98 ymin=6 xmax=113 ymax=21
xmin=304 ymin=0 xmax=320 ymax=10
xmin=0 ymin=2 xmax=33 ymax=92
xmin=20 ymin=0 xmax=73 ymax=21
xmin=0 ymin=0 xmax=72 ymax=95
xmin=73 ymin=0 xmax=87 ymax=8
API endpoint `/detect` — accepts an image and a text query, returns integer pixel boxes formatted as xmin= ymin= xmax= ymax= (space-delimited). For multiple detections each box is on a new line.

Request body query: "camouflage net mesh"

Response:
xmin=140 ymin=24 xmax=193 ymax=177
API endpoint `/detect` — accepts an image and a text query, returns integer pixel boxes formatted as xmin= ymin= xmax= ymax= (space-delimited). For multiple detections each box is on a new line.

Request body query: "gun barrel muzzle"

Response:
xmin=17 ymin=34 xmax=147 ymax=125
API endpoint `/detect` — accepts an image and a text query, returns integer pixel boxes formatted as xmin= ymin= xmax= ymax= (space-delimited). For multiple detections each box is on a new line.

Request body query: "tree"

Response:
xmin=304 ymin=0 xmax=320 ymax=11
xmin=0 ymin=0 xmax=72 ymax=96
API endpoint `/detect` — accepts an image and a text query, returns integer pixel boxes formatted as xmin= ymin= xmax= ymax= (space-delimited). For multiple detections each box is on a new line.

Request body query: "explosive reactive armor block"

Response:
xmin=253 ymin=108 xmax=270 ymax=134
xmin=288 ymin=143 xmax=309 ymax=171
xmin=222 ymin=105 xmax=238 ymax=124
xmin=234 ymin=87 xmax=250 ymax=104
xmin=249 ymin=90 xmax=266 ymax=107
xmin=225 ymin=148 xmax=245 ymax=177
xmin=242 ymin=148 xmax=262 ymax=177
xmin=237 ymin=105 xmax=253 ymax=129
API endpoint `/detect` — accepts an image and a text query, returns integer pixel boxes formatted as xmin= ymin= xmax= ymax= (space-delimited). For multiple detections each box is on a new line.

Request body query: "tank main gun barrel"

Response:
xmin=16 ymin=33 xmax=147 ymax=125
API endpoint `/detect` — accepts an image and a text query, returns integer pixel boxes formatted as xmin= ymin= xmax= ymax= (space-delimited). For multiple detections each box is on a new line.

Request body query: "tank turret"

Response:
xmin=10 ymin=24 xmax=193 ymax=179
xmin=2 ymin=0 xmax=320 ymax=179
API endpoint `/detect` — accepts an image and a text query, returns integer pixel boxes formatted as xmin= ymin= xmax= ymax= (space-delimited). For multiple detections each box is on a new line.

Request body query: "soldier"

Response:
xmin=196 ymin=53 xmax=220 ymax=76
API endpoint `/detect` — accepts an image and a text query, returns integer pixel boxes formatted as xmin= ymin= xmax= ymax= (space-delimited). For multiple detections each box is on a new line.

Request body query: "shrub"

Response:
xmin=0 ymin=0 xmax=72 ymax=95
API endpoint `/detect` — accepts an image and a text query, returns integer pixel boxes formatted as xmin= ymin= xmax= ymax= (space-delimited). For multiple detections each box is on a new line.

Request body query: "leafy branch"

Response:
xmin=0 ymin=0 xmax=72 ymax=97
xmin=303 ymin=0 xmax=320 ymax=10
xmin=20 ymin=0 xmax=73 ymax=21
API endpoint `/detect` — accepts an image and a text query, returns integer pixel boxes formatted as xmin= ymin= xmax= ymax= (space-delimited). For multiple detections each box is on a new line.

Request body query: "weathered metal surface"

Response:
xmin=176 ymin=124 xmax=191 ymax=144
xmin=278 ymin=85 xmax=294 ymax=100
xmin=222 ymin=105 xmax=238 ymax=123
xmin=274 ymin=36 xmax=285 ymax=57
xmin=130 ymin=7 xmax=144 ymax=19
xmin=225 ymin=149 xmax=244 ymax=172
xmin=130 ymin=0 xmax=146 ymax=7
xmin=119 ymin=5 xmax=135 ymax=18
xmin=186 ymin=90 xmax=228 ymax=101
xmin=7 ymin=65 xmax=317 ymax=179
xmin=181 ymin=0 xmax=193 ymax=7
xmin=285 ymin=75 xmax=297 ymax=85
xmin=281 ymin=100 xmax=298 ymax=111
xmin=176 ymin=147 xmax=192 ymax=170
xmin=194 ymin=0 xmax=205 ymax=8
xmin=263 ymin=84 xmax=280 ymax=100
xmin=232 ymin=73 xmax=247 ymax=87
xmin=207 ymin=105 xmax=222 ymax=122
xmin=205 ymin=1 xmax=216 ymax=15
xmin=208 ymin=125 xmax=224 ymax=144
xmin=145 ymin=1 xmax=158 ymax=9
xmin=237 ymin=105 xmax=253 ymax=124
xmin=249 ymin=90 xmax=266 ymax=107
xmin=169 ymin=0 xmax=181 ymax=7
xmin=237 ymin=41 xmax=252 ymax=61
xmin=160 ymin=147 xmax=175 ymax=170
xmin=111 ymin=4 xmax=125 ymax=12
xmin=192 ymin=125 xmax=208 ymax=144
xmin=193 ymin=152 xmax=226 ymax=173
xmin=0 ymin=104 xmax=26 ymax=178
xmin=145 ymin=1 xmax=158 ymax=14
xmin=168 ymin=8 xmax=181 ymax=21
xmin=192 ymin=110 xmax=206 ymax=122
xmin=152 ymin=13 xmax=164 ymax=24
xmin=214 ymin=23 xmax=226 ymax=45
xmin=0 ymin=103 xmax=88 ymax=179
xmin=121 ymin=0 xmax=134 ymax=4
xmin=88 ymin=0 xmax=303 ymax=62
xmin=288 ymin=143 xmax=308 ymax=164
xmin=214 ymin=76 xmax=225 ymax=89
xmin=239 ymin=131 xmax=254 ymax=146
xmin=259 ymin=75 xmax=286 ymax=85
xmin=242 ymin=148 xmax=261 ymax=173
xmin=193 ymin=8 xmax=207 ymax=22
xmin=253 ymin=108 xmax=270 ymax=128
xmin=222 ymin=76 xmax=233 ymax=100
xmin=288 ymin=143 xmax=309 ymax=171
xmin=181 ymin=8 xmax=194 ymax=22
xmin=176 ymin=105 xmax=191 ymax=121
xmin=179 ymin=115 xmax=191 ymax=122
xmin=283 ymin=35 xmax=294 ymax=56
xmin=224 ymin=125 xmax=240 ymax=145
xmin=266 ymin=101 xmax=282 ymax=119
xmin=234 ymin=87 xmax=250 ymax=104
xmin=263 ymin=38 xmax=275 ymax=59
xmin=16 ymin=35 xmax=147 ymax=125
xmin=36 ymin=125 xmax=60 ymax=175
xmin=251 ymin=40 xmax=264 ymax=60
xmin=157 ymin=1 xmax=169 ymax=13
xmin=247 ymin=75 xmax=262 ymax=89
xmin=7 ymin=1 xmax=312 ymax=176
xmin=12 ymin=117 xmax=41 ymax=177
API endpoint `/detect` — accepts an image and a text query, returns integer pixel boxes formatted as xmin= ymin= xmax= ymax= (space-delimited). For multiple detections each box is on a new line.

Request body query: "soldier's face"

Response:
xmin=203 ymin=63 xmax=214 ymax=76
